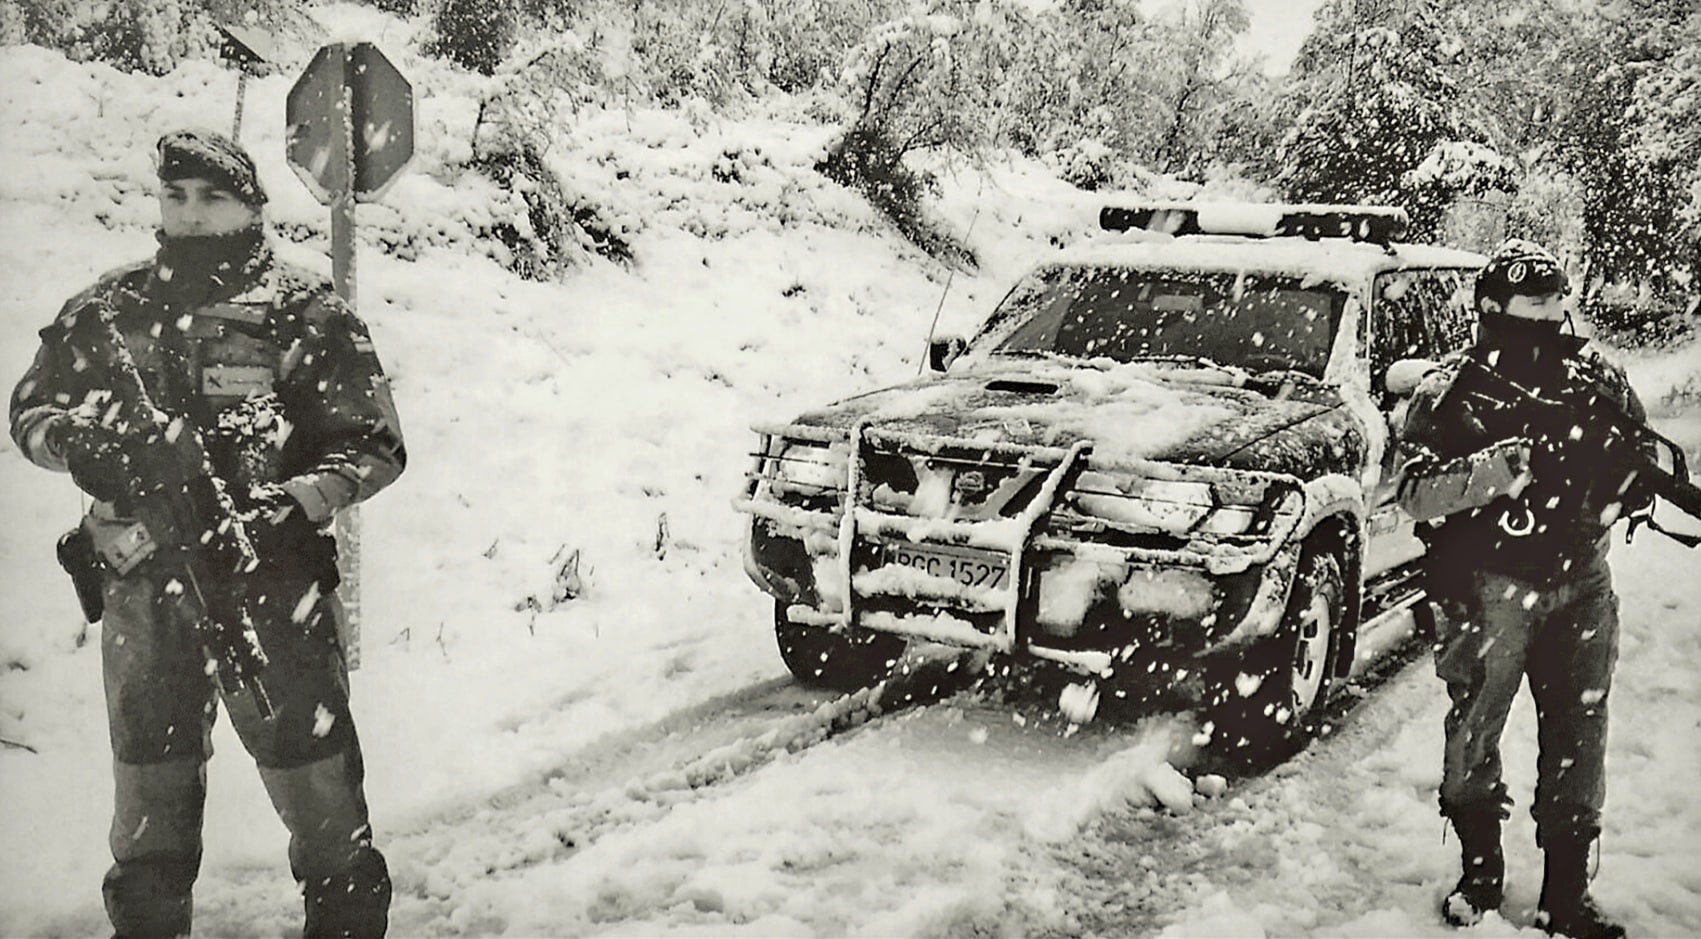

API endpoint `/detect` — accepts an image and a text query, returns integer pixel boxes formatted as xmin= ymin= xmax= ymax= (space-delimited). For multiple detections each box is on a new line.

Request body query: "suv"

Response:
xmin=737 ymin=203 xmax=1484 ymax=759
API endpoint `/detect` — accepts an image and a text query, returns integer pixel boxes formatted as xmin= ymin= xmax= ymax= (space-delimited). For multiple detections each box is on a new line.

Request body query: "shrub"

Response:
xmin=1052 ymin=139 xmax=1117 ymax=192
xmin=472 ymin=143 xmax=631 ymax=279
xmin=817 ymin=124 xmax=974 ymax=268
xmin=427 ymin=0 xmax=515 ymax=76
xmin=1584 ymin=296 xmax=1696 ymax=350
xmin=2 ymin=0 xmax=311 ymax=73
xmin=363 ymin=0 xmax=416 ymax=15
xmin=0 ymin=0 xmax=73 ymax=46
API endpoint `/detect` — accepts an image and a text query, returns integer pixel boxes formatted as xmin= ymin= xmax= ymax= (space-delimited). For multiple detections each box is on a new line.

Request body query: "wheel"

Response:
xmin=1203 ymin=549 xmax=1347 ymax=769
xmin=773 ymin=601 xmax=908 ymax=692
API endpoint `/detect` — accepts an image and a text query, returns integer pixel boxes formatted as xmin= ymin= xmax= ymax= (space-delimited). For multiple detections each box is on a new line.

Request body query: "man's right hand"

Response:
xmin=48 ymin=412 xmax=132 ymax=504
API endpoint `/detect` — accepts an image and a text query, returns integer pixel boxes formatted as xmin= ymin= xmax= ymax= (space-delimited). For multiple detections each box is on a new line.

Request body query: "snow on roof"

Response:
xmin=1053 ymin=233 xmax=1487 ymax=288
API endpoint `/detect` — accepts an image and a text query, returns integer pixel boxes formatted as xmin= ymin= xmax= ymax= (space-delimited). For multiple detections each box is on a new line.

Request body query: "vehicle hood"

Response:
xmin=788 ymin=360 xmax=1359 ymax=474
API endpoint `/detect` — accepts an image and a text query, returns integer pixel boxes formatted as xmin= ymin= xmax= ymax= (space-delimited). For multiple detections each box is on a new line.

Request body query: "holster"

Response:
xmin=56 ymin=526 xmax=107 ymax=623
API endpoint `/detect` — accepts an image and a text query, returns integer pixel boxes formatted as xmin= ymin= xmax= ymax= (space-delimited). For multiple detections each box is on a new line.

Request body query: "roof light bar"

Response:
xmin=1099 ymin=202 xmax=1410 ymax=245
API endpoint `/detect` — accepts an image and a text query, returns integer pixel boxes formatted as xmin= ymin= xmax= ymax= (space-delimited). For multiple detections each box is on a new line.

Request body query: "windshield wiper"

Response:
xmin=1123 ymin=354 xmax=1248 ymax=379
xmin=992 ymin=349 xmax=1099 ymax=368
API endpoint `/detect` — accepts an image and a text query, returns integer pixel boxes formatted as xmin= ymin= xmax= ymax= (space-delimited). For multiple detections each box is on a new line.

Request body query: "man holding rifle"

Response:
xmin=9 ymin=129 xmax=405 ymax=938
xmin=1395 ymin=238 xmax=1684 ymax=939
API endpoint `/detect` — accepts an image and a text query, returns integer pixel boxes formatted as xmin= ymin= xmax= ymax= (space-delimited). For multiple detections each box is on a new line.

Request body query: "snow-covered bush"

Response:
xmin=758 ymin=0 xmax=891 ymax=94
xmin=469 ymin=141 xmax=632 ymax=278
xmin=1585 ymin=294 xmax=1697 ymax=352
xmin=817 ymin=123 xmax=953 ymax=259
xmin=362 ymin=0 xmax=416 ymax=15
xmin=1401 ymin=140 xmax=1517 ymax=244
xmin=814 ymin=7 xmax=1011 ymax=263
xmin=427 ymin=0 xmax=515 ymax=76
xmin=0 ymin=0 xmax=310 ymax=74
xmin=1051 ymin=139 xmax=1118 ymax=192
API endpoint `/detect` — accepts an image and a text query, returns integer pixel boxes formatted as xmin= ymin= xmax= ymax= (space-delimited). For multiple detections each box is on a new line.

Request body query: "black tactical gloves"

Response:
xmin=49 ymin=413 xmax=132 ymax=503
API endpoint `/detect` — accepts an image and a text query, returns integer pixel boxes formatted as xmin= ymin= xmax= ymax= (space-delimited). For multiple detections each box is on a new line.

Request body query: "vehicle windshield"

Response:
xmin=988 ymin=265 xmax=1347 ymax=377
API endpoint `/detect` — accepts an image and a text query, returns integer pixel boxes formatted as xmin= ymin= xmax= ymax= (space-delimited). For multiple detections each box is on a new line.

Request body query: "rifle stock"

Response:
xmin=71 ymin=300 xmax=274 ymax=716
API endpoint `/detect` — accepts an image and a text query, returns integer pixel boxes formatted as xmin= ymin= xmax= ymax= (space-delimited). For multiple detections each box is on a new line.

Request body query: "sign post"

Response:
xmin=286 ymin=42 xmax=414 ymax=666
xmin=214 ymin=23 xmax=275 ymax=140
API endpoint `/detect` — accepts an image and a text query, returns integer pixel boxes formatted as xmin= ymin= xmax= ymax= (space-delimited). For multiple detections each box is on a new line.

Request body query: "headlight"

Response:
xmin=1070 ymin=472 xmax=1258 ymax=536
xmin=1074 ymin=473 xmax=1211 ymax=532
xmin=771 ymin=441 xmax=847 ymax=495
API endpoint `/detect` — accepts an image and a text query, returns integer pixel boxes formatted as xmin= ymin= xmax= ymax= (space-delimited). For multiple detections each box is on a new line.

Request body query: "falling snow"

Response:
xmin=2 ymin=7 xmax=1700 ymax=939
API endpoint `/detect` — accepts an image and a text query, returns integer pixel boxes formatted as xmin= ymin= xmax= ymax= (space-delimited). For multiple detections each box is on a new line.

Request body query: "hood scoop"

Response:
xmin=985 ymin=378 xmax=1061 ymax=395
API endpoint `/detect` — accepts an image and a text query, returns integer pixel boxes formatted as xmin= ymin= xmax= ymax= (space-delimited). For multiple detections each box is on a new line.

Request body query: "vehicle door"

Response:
xmin=1363 ymin=267 xmax=1476 ymax=573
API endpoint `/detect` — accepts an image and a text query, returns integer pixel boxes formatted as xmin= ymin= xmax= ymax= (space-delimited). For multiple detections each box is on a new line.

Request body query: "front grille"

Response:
xmin=859 ymin=439 xmax=1052 ymax=521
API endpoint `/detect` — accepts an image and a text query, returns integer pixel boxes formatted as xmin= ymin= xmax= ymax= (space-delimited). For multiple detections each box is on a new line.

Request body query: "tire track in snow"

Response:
xmin=1041 ymin=632 xmax=1434 ymax=937
xmin=383 ymin=652 xmax=985 ymax=923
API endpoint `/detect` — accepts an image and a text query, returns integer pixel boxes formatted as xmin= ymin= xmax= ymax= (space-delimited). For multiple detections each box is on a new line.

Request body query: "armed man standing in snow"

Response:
xmin=1397 ymin=239 xmax=1652 ymax=939
xmin=8 ymin=128 xmax=405 ymax=938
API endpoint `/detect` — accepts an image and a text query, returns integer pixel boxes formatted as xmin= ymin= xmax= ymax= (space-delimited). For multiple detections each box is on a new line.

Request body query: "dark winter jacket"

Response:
xmin=9 ymin=231 xmax=406 ymax=576
xmin=1399 ymin=313 xmax=1648 ymax=583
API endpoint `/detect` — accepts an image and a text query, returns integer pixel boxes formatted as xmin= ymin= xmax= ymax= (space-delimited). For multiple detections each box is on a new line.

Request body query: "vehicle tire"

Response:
xmin=1203 ymin=549 xmax=1347 ymax=770
xmin=773 ymin=601 xmax=908 ymax=692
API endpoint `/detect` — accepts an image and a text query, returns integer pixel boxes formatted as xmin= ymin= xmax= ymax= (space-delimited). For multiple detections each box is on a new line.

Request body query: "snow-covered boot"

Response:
xmin=302 ymin=848 xmax=391 ymax=939
xmin=1535 ymin=837 xmax=1624 ymax=939
xmin=1441 ymin=811 xmax=1504 ymax=927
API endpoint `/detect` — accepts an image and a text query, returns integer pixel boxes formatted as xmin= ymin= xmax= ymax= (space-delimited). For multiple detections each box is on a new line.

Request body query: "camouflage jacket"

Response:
xmin=10 ymin=246 xmax=406 ymax=559
xmin=1398 ymin=332 xmax=1646 ymax=581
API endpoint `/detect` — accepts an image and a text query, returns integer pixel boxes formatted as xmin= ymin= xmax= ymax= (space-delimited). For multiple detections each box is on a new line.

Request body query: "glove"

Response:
xmin=48 ymin=413 xmax=132 ymax=504
xmin=241 ymin=484 xmax=341 ymax=589
xmin=241 ymin=486 xmax=306 ymax=559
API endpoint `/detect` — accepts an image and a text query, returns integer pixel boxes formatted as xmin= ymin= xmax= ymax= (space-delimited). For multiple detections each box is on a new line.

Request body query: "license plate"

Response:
xmin=885 ymin=542 xmax=1010 ymax=589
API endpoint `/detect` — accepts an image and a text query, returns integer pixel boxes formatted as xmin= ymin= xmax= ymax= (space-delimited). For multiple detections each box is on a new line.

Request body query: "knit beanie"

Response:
xmin=156 ymin=128 xmax=268 ymax=208
xmin=1475 ymin=238 xmax=1568 ymax=312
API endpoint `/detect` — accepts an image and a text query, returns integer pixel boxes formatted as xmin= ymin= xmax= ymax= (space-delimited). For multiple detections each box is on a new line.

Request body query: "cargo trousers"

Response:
xmin=1433 ymin=550 xmax=1620 ymax=846
xmin=98 ymin=558 xmax=390 ymax=938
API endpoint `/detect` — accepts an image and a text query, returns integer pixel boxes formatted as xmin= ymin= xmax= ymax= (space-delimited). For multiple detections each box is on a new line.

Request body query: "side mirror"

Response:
xmin=1384 ymin=358 xmax=1439 ymax=398
xmin=927 ymin=335 xmax=968 ymax=373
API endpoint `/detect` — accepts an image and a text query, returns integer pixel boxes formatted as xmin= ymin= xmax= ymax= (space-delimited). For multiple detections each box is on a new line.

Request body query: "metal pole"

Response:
xmin=233 ymin=71 xmax=247 ymax=139
xmin=331 ymin=43 xmax=357 ymax=308
xmin=331 ymin=189 xmax=357 ymax=308
xmin=328 ymin=43 xmax=362 ymax=664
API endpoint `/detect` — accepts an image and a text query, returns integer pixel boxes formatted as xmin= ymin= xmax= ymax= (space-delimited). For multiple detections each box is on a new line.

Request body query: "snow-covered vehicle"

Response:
xmin=736 ymin=203 xmax=1485 ymax=760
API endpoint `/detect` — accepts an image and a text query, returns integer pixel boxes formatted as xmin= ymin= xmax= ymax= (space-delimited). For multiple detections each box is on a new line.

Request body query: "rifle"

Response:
xmin=67 ymin=300 xmax=275 ymax=716
xmin=1451 ymin=357 xmax=1701 ymax=548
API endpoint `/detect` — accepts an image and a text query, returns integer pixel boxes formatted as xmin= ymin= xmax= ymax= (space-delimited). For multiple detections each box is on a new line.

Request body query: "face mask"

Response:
xmin=1478 ymin=310 xmax=1571 ymax=383
xmin=154 ymin=226 xmax=267 ymax=304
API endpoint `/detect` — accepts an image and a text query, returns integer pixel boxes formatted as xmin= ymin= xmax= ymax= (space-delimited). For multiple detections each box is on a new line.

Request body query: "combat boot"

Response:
xmin=1535 ymin=837 xmax=1624 ymax=939
xmin=1441 ymin=809 xmax=1504 ymax=927
xmin=302 ymin=848 xmax=391 ymax=938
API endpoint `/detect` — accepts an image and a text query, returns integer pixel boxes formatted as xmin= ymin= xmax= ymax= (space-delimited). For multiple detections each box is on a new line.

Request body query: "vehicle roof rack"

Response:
xmin=1099 ymin=202 xmax=1410 ymax=245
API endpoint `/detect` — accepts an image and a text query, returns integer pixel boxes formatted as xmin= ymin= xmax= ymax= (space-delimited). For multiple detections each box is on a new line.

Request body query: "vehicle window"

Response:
xmin=1431 ymin=270 xmax=1474 ymax=351
xmin=991 ymin=266 xmax=1347 ymax=377
xmin=1370 ymin=269 xmax=1474 ymax=392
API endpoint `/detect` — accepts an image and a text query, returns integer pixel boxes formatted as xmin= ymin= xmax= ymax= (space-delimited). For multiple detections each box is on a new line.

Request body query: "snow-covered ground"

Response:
xmin=3 ymin=7 xmax=1699 ymax=937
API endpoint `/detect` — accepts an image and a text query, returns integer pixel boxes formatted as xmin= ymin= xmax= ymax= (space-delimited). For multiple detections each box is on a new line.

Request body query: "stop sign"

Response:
xmin=286 ymin=42 xmax=414 ymax=204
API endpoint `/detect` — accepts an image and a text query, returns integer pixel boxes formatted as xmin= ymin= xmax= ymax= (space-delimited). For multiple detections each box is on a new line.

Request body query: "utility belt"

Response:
xmin=1448 ymin=510 xmax=1610 ymax=583
xmin=56 ymin=502 xmax=340 ymax=624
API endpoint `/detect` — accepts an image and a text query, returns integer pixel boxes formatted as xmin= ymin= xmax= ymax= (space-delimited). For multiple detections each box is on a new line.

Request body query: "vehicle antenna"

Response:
xmin=919 ymin=175 xmax=986 ymax=376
